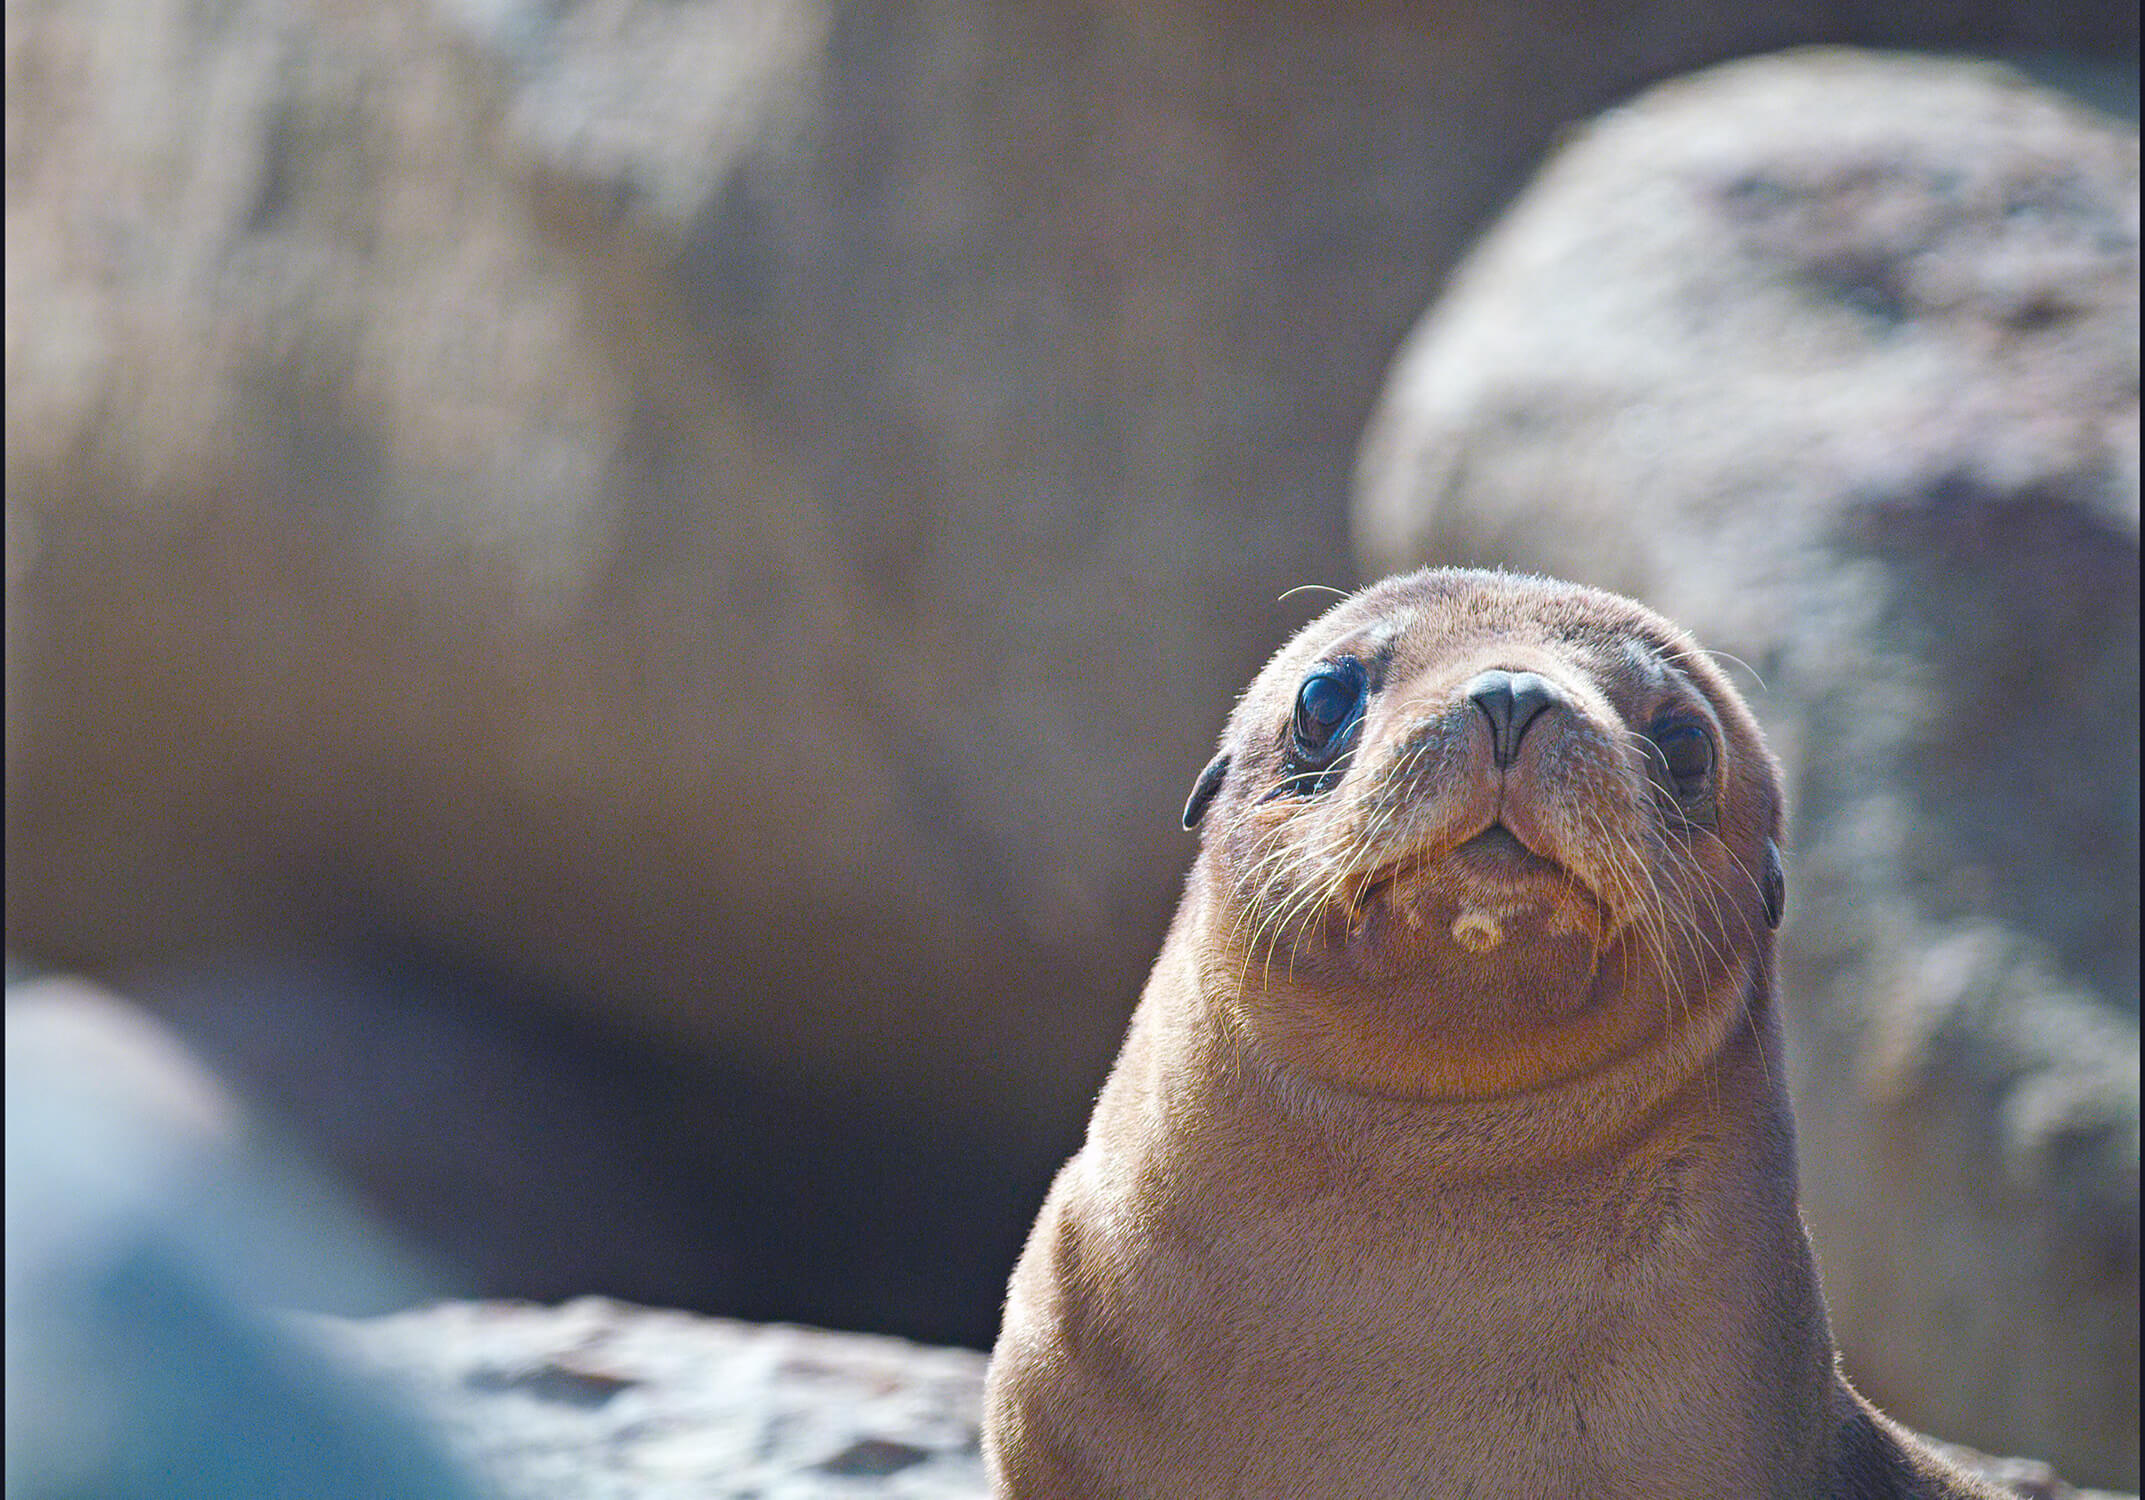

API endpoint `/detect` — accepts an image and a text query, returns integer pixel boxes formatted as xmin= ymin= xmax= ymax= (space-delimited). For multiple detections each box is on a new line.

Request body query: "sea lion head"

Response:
xmin=1181 ymin=568 xmax=1784 ymax=1103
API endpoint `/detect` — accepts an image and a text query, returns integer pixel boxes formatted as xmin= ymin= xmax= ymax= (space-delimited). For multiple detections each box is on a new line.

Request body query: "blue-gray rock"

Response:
xmin=5 ymin=978 xmax=490 ymax=1500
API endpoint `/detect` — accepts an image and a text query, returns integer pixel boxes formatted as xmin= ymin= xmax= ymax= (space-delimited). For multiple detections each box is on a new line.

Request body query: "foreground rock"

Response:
xmin=1356 ymin=49 xmax=2138 ymax=1486
xmin=313 ymin=1298 xmax=2132 ymax=1500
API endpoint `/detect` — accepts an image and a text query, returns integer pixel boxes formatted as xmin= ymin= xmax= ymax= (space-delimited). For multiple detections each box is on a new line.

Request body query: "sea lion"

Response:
xmin=982 ymin=568 xmax=2006 ymax=1499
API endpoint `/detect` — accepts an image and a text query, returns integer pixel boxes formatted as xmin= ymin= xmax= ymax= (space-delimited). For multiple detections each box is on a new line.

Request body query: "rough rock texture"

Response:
xmin=313 ymin=1298 xmax=2138 ymax=1500
xmin=1355 ymin=50 xmax=2139 ymax=1487
xmin=7 ymin=977 xmax=2130 ymax=1497
xmin=308 ymin=1299 xmax=988 ymax=1499
xmin=6 ymin=0 xmax=2137 ymax=1341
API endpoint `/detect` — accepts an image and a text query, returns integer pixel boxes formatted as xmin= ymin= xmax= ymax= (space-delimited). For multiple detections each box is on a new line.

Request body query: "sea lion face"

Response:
xmin=1184 ymin=569 xmax=1784 ymax=1102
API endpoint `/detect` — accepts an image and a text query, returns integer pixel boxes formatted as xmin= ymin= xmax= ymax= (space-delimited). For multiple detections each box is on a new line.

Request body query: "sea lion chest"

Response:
xmin=1041 ymin=1061 xmax=1803 ymax=1499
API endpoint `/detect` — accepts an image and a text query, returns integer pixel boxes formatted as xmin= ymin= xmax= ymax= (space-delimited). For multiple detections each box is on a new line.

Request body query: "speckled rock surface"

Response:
xmin=1355 ymin=48 xmax=2138 ymax=1486
xmin=307 ymin=1300 xmax=988 ymax=1498
xmin=308 ymin=1299 xmax=2142 ymax=1500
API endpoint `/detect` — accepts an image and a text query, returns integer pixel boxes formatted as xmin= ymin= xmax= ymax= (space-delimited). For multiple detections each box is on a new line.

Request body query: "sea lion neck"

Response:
xmin=1172 ymin=884 xmax=1782 ymax=1183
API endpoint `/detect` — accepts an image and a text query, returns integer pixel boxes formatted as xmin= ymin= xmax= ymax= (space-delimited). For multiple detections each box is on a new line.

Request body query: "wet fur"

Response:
xmin=984 ymin=569 xmax=2006 ymax=1499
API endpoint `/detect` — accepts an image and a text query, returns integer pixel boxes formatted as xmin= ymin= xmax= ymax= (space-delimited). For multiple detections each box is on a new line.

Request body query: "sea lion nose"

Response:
xmin=1464 ymin=669 xmax=1559 ymax=767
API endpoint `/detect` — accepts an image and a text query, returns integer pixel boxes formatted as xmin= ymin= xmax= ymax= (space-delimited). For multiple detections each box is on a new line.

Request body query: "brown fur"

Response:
xmin=984 ymin=569 xmax=2006 ymax=1499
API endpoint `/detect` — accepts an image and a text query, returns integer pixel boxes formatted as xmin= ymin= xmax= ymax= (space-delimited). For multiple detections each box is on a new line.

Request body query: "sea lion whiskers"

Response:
xmin=1686 ymin=824 xmax=1781 ymax=1094
xmin=1224 ymin=811 xmax=1339 ymax=1005
xmin=1578 ymin=800 xmax=1696 ymax=1043
xmin=1297 ymin=729 xmax=1454 ymax=968
xmin=1224 ymin=818 xmax=1308 ymax=941
xmin=1231 ymin=730 xmax=1420 ymax=984
xmin=1660 ymin=640 xmax=1770 ymax=696
xmin=1611 ymin=785 xmax=1775 ymax=1122
xmin=1601 ymin=715 xmax=1764 ymax=990
xmin=1239 ymin=857 xmax=1304 ymax=996
xmin=1234 ymin=809 xmax=1347 ymax=990
xmin=1610 ymin=809 xmax=1728 ymax=1112
xmin=1225 ymin=797 xmax=1331 ymax=927
xmin=1333 ymin=735 xmax=1444 ymax=940
xmin=1599 ymin=717 xmax=1730 ymax=974
xmin=1266 ymin=811 xmax=1371 ymax=984
xmin=1576 ymin=802 xmax=1666 ymax=977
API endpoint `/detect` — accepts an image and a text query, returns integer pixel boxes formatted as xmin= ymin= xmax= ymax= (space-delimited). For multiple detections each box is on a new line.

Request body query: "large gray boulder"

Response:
xmin=1356 ymin=49 xmax=2138 ymax=1487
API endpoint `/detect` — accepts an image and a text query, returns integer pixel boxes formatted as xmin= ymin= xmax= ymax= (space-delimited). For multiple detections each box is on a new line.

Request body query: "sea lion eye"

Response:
xmin=1292 ymin=661 xmax=1366 ymax=766
xmin=1650 ymin=722 xmax=1714 ymax=791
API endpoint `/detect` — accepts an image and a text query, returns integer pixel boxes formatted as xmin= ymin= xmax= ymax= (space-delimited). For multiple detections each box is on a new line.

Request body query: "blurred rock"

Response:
xmin=5 ymin=976 xmax=488 ymax=1500
xmin=1920 ymin=1437 xmax=2141 ymax=1500
xmin=1356 ymin=49 xmax=2138 ymax=1486
xmin=309 ymin=1297 xmax=989 ymax=1498
xmin=123 ymin=947 xmax=1048 ymax=1348
xmin=122 ymin=950 xmax=747 ymax=1308
xmin=5 ymin=0 xmax=2137 ymax=1345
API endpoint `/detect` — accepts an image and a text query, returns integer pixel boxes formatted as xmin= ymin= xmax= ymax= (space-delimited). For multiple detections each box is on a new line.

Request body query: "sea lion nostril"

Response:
xmin=1464 ymin=669 xmax=1558 ymax=766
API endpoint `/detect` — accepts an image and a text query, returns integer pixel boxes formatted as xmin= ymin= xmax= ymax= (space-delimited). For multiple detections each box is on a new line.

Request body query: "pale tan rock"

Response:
xmin=5 ymin=0 xmax=2137 ymax=1349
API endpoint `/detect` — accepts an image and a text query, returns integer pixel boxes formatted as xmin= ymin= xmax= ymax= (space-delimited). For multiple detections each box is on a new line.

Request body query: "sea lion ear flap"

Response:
xmin=1762 ymin=838 xmax=1786 ymax=930
xmin=1183 ymin=752 xmax=1230 ymax=831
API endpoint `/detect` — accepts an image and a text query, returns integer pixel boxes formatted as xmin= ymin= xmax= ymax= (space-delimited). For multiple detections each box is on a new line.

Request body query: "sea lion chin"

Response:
xmin=983 ymin=567 xmax=2009 ymax=1500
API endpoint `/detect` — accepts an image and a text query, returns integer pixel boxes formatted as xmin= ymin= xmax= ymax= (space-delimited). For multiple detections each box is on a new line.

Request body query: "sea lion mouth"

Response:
xmin=1347 ymin=819 xmax=1587 ymax=905
xmin=1352 ymin=823 xmax=1574 ymax=904
xmin=1451 ymin=823 xmax=1562 ymax=881
xmin=1402 ymin=821 xmax=1581 ymax=897
xmin=1337 ymin=817 xmax=1608 ymax=957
